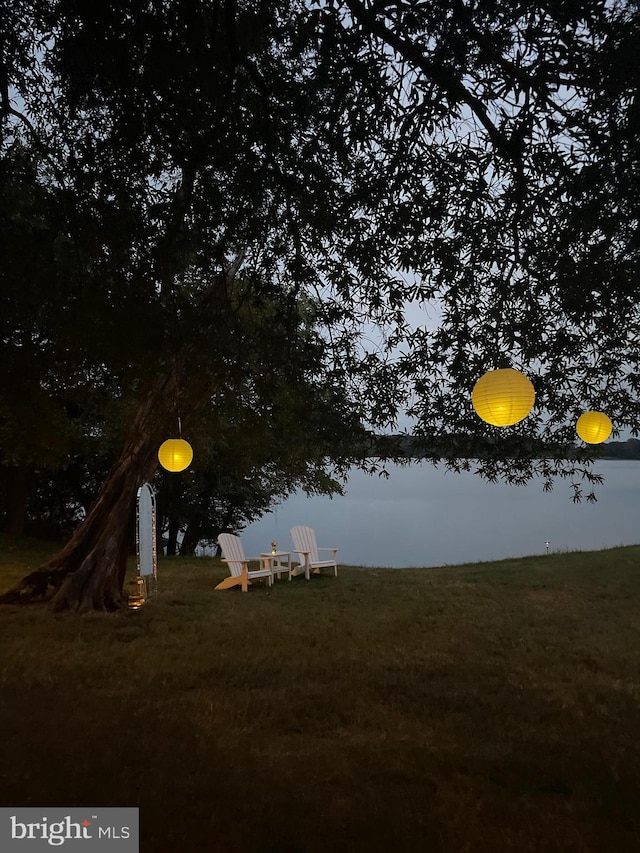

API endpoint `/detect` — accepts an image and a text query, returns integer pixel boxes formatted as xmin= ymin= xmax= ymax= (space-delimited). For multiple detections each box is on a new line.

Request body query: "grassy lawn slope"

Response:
xmin=1 ymin=538 xmax=639 ymax=852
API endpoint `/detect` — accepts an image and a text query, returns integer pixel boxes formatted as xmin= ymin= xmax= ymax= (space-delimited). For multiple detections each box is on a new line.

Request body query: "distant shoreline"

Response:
xmin=371 ymin=436 xmax=640 ymax=461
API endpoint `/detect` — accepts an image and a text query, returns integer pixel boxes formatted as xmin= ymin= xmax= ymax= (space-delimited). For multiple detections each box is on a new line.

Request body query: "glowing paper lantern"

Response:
xmin=472 ymin=368 xmax=535 ymax=427
xmin=158 ymin=438 xmax=193 ymax=472
xmin=576 ymin=411 xmax=612 ymax=444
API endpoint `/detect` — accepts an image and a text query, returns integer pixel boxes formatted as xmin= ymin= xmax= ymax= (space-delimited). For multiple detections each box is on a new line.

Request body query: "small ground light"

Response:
xmin=127 ymin=577 xmax=146 ymax=609
xmin=545 ymin=541 xmax=550 ymax=555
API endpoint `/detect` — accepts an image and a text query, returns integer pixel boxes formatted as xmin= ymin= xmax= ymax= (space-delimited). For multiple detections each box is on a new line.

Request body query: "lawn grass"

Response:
xmin=0 ymin=537 xmax=639 ymax=851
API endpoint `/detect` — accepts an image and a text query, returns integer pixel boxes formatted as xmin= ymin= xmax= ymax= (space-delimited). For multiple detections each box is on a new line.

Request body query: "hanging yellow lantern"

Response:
xmin=576 ymin=411 xmax=612 ymax=444
xmin=472 ymin=368 xmax=535 ymax=426
xmin=158 ymin=438 xmax=193 ymax=472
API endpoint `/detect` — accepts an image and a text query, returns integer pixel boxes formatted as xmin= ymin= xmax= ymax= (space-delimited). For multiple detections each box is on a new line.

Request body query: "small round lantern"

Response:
xmin=576 ymin=411 xmax=612 ymax=444
xmin=472 ymin=368 xmax=535 ymax=426
xmin=158 ymin=438 xmax=193 ymax=472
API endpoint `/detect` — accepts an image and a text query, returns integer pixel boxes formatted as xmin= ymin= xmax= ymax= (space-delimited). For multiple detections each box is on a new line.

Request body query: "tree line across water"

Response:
xmin=381 ymin=436 xmax=640 ymax=461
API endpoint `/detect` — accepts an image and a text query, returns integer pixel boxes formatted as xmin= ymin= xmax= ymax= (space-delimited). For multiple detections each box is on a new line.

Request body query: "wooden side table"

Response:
xmin=260 ymin=551 xmax=292 ymax=581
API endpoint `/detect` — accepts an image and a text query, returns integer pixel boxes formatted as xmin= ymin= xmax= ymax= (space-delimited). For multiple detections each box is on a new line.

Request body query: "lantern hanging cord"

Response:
xmin=173 ymin=352 xmax=184 ymax=437
xmin=487 ymin=320 xmax=502 ymax=370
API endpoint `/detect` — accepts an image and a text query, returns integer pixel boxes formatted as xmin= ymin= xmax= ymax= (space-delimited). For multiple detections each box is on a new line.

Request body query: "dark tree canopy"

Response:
xmin=1 ymin=0 xmax=639 ymax=608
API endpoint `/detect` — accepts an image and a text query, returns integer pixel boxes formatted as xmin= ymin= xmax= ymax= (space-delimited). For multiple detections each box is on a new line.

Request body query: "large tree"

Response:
xmin=1 ymin=0 xmax=639 ymax=610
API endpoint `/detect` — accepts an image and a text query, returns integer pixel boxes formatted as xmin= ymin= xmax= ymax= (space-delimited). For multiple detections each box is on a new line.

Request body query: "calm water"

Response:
xmin=237 ymin=460 xmax=640 ymax=568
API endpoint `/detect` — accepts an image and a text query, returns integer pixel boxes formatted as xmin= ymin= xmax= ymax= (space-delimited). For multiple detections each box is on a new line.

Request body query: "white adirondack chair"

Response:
xmin=290 ymin=526 xmax=338 ymax=580
xmin=215 ymin=534 xmax=273 ymax=592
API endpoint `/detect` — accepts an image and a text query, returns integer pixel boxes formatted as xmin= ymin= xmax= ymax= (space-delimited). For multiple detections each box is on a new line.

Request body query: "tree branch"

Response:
xmin=342 ymin=0 xmax=523 ymax=169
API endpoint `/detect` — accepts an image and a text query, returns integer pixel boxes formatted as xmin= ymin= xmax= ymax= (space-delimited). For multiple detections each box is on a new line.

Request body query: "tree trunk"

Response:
xmin=0 ymin=373 xmax=180 ymax=611
xmin=180 ymin=520 xmax=203 ymax=556
xmin=166 ymin=520 xmax=180 ymax=557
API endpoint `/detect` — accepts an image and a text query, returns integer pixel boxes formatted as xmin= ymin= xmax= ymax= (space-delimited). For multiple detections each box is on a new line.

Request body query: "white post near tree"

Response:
xmin=136 ymin=483 xmax=157 ymax=601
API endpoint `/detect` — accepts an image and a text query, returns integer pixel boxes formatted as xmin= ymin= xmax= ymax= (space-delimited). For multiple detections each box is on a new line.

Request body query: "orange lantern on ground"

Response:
xmin=472 ymin=368 xmax=535 ymax=427
xmin=576 ymin=411 xmax=612 ymax=444
xmin=158 ymin=438 xmax=193 ymax=472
